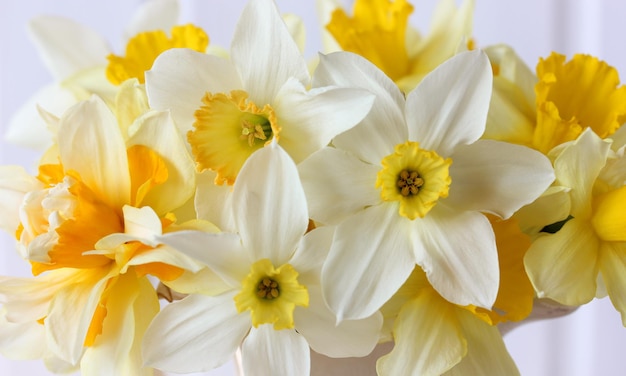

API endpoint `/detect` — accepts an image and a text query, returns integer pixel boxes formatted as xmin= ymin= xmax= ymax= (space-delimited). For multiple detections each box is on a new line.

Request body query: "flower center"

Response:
xmin=257 ymin=277 xmax=280 ymax=300
xmin=188 ymin=90 xmax=279 ymax=185
xmin=377 ymin=141 xmax=451 ymax=220
xmin=397 ymin=169 xmax=424 ymax=196
xmin=234 ymin=259 xmax=308 ymax=330
xmin=106 ymin=24 xmax=209 ymax=85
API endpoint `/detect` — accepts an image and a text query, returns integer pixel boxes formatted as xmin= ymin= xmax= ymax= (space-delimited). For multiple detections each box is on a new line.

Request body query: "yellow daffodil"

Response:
xmin=322 ymin=0 xmax=475 ymax=92
xmin=524 ymin=129 xmax=626 ymax=325
xmin=142 ymin=143 xmax=382 ymax=374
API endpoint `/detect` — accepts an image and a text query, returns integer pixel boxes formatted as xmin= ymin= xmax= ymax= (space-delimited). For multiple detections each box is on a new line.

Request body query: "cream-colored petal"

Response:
xmin=598 ymin=242 xmax=626 ymax=326
xmin=298 ymin=147 xmax=380 ymax=225
xmin=127 ymin=110 xmax=196 ymax=214
xmin=58 ymin=96 xmax=131 ymax=209
xmin=242 ymin=325 xmax=310 ymax=376
xmin=123 ymin=0 xmax=179 ymax=41
xmin=524 ymin=218 xmax=599 ymax=306
xmin=377 ymin=289 xmax=466 ymax=376
xmin=0 ymin=166 xmax=41 ymax=234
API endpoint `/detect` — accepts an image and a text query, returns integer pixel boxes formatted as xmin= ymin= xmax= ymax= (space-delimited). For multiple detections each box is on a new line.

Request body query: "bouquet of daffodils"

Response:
xmin=1 ymin=0 xmax=625 ymax=375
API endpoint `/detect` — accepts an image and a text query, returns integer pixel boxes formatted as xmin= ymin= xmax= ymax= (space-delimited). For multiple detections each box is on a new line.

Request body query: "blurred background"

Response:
xmin=1 ymin=0 xmax=625 ymax=374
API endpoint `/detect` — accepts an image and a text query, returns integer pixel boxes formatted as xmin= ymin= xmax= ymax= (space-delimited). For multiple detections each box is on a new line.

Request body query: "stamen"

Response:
xmin=257 ymin=277 xmax=280 ymax=300
xmin=241 ymin=120 xmax=271 ymax=147
xmin=397 ymin=169 xmax=424 ymax=196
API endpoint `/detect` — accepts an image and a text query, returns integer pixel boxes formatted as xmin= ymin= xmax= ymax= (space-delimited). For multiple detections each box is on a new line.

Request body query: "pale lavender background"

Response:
xmin=1 ymin=0 xmax=626 ymax=375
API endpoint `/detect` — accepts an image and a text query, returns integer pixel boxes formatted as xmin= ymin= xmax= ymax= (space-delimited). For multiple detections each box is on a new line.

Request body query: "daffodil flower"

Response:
xmin=525 ymin=128 xmax=626 ymax=325
xmin=0 ymin=96 xmax=201 ymax=374
xmin=142 ymin=143 xmax=382 ymax=375
xmin=299 ymin=50 xmax=555 ymax=321
xmin=145 ymin=0 xmax=375 ymax=188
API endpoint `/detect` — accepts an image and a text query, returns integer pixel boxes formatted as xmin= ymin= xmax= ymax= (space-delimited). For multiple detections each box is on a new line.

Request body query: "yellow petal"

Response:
xmin=126 ymin=145 xmax=169 ymax=207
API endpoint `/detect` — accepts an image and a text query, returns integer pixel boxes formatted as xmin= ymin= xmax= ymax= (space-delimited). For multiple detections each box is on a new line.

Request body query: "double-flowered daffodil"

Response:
xmin=524 ymin=128 xmax=626 ymax=325
xmin=298 ymin=49 xmax=555 ymax=321
xmin=142 ymin=142 xmax=382 ymax=375
xmin=0 ymin=96 xmax=201 ymax=375
xmin=145 ymin=0 xmax=374 ymax=188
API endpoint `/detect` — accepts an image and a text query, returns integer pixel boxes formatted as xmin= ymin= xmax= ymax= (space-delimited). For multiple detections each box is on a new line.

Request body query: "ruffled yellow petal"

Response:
xmin=188 ymin=90 xmax=279 ymax=185
xmin=32 ymin=173 xmax=123 ymax=275
xmin=534 ymin=52 xmax=626 ymax=153
xmin=327 ymin=0 xmax=413 ymax=81
xmin=377 ymin=141 xmax=451 ymax=220
xmin=106 ymin=24 xmax=209 ymax=85
xmin=234 ymin=258 xmax=308 ymax=330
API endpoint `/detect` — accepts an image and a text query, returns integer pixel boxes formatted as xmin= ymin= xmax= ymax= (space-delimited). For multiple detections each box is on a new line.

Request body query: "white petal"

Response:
xmin=524 ymin=218 xmax=599 ymax=306
xmin=127 ymin=110 xmax=196 ymax=214
xmin=231 ymin=0 xmax=309 ymax=105
xmin=0 ymin=309 xmax=46 ymax=360
xmin=46 ymin=273 xmax=109 ymax=364
xmin=553 ymin=128 xmax=611 ymax=217
xmin=446 ymin=139 xmax=555 ymax=218
xmin=143 ymin=292 xmax=250 ymax=373
xmin=444 ymin=308 xmax=519 ymax=376
xmin=0 ymin=166 xmax=41 ymax=234
xmin=58 ymin=96 xmax=131 ymax=209
xmin=377 ymin=290 xmax=465 ymax=376
xmin=294 ymin=287 xmax=382 ymax=358
xmin=322 ymin=204 xmax=415 ymax=321
xmin=123 ymin=0 xmax=180 ymax=41
xmin=194 ymin=170 xmax=236 ymax=232
xmin=274 ymin=78 xmax=375 ymax=163
xmin=406 ymin=50 xmax=492 ymax=155
xmin=157 ymin=231 xmax=249 ymax=286
xmin=234 ymin=143 xmax=309 ymax=265
xmin=242 ymin=325 xmax=310 ymax=376
xmin=413 ymin=207 xmax=499 ymax=308
xmin=313 ymin=52 xmax=407 ymax=163
xmin=5 ymin=84 xmax=76 ymax=150
xmin=28 ymin=16 xmax=110 ymax=80
xmin=146 ymin=49 xmax=242 ymax=133
xmin=290 ymin=226 xmax=335 ymax=286
xmin=298 ymin=147 xmax=380 ymax=225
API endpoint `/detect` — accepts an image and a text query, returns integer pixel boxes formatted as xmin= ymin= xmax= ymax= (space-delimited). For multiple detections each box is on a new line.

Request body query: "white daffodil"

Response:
xmin=142 ymin=143 xmax=382 ymax=375
xmin=145 ymin=0 xmax=374 ymax=189
xmin=299 ymin=50 xmax=555 ymax=321
xmin=524 ymin=128 xmax=626 ymax=324
xmin=5 ymin=0 xmax=211 ymax=151
xmin=0 ymin=96 xmax=202 ymax=375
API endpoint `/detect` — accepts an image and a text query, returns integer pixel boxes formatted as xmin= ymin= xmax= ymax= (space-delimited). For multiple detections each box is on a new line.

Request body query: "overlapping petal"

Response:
xmin=233 ymin=143 xmax=309 ymax=265
xmin=598 ymin=242 xmax=626 ymax=325
xmin=446 ymin=139 xmax=554 ymax=218
xmin=231 ymin=0 xmax=309 ymax=105
xmin=143 ymin=292 xmax=250 ymax=373
xmin=405 ymin=50 xmax=492 ymax=156
xmin=524 ymin=218 xmax=599 ymax=305
xmin=412 ymin=207 xmax=498 ymax=309
xmin=241 ymin=324 xmax=310 ymax=376
xmin=298 ymin=147 xmax=380 ymax=225
xmin=313 ymin=51 xmax=407 ymax=163
xmin=322 ymin=204 xmax=415 ymax=320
